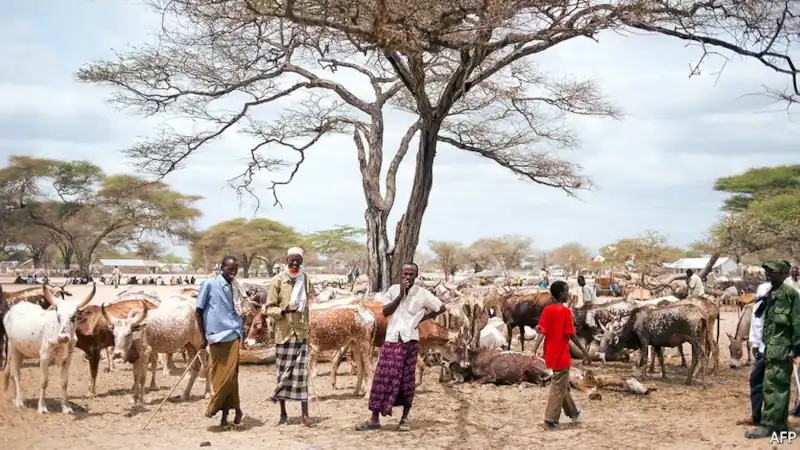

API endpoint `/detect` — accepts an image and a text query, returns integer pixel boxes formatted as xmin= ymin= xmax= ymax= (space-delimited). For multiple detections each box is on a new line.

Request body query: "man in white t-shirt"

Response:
xmin=687 ymin=269 xmax=705 ymax=297
xmin=357 ymin=262 xmax=446 ymax=432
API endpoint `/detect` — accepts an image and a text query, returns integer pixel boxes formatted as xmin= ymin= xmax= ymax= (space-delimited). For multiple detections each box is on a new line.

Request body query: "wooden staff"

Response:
xmin=142 ymin=352 xmax=202 ymax=431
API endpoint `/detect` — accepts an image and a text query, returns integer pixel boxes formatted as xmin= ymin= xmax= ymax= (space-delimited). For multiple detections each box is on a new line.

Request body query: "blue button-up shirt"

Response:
xmin=196 ymin=275 xmax=244 ymax=344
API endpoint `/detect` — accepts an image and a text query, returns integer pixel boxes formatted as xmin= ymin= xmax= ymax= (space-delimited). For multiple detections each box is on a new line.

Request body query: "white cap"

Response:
xmin=287 ymin=247 xmax=304 ymax=257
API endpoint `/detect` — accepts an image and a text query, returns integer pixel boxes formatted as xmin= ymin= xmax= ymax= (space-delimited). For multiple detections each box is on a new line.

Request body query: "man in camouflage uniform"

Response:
xmin=746 ymin=260 xmax=800 ymax=439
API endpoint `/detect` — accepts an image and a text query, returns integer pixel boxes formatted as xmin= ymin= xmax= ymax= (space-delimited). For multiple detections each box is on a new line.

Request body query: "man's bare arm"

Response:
xmin=530 ymin=334 xmax=545 ymax=356
xmin=570 ymin=334 xmax=591 ymax=364
xmin=382 ymin=291 xmax=405 ymax=317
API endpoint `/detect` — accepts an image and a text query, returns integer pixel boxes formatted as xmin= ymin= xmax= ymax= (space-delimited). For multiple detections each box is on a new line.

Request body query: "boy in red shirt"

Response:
xmin=531 ymin=280 xmax=590 ymax=431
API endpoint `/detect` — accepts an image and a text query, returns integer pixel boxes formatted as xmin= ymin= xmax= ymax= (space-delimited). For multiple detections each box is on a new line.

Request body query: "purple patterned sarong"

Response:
xmin=367 ymin=340 xmax=419 ymax=416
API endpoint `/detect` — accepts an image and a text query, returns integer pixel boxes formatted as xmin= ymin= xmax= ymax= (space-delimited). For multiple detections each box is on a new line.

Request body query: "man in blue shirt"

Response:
xmin=196 ymin=255 xmax=245 ymax=429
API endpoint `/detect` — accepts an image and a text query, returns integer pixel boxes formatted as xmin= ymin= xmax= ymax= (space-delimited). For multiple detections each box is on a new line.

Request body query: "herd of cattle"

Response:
xmin=0 ymin=275 xmax=759 ymax=414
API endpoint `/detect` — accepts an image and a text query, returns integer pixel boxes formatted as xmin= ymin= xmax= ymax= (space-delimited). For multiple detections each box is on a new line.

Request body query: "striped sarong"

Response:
xmin=270 ymin=335 xmax=309 ymax=402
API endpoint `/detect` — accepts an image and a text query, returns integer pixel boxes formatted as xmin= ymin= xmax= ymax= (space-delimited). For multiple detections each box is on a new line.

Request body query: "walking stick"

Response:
xmin=794 ymin=359 xmax=800 ymax=396
xmin=142 ymin=352 xmax=202 ymax=431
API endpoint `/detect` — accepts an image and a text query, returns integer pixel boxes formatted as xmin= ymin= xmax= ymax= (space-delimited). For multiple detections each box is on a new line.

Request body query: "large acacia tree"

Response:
xmin=78 ymin=0 xmax=799 ymax=291
xmin=0 ymin=156 xmax=201 ymax=276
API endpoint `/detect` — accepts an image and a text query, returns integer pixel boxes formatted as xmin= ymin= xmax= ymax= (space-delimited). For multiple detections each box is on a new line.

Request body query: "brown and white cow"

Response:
xmin=307 ymin=304 xmax=377 ymax=396
xmin=102 ymin=302 xmax=151 ymax=406
xmin=76 ymin=298 xmax=159 ymax=395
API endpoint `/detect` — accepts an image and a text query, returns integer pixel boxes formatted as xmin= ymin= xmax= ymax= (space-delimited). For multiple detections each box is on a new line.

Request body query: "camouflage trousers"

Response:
xmin=761 ymin=359 xmax=793 ymax=431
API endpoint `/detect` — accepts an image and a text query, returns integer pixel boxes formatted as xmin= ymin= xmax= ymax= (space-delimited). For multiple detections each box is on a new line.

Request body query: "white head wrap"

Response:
xmin=287 ymin=247 xmax=304 ymax=258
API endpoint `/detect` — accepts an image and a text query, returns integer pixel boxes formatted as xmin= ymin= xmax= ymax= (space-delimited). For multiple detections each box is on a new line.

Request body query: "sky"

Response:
xmin=2 ymin=0 xmax=799 ymax=259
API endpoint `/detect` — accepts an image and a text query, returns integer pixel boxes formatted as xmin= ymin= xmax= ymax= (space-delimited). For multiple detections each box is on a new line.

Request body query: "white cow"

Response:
xmin=2 ymin=284 xmax=96 ymax=413
xmin=134 ymin=296 xmax=210 ymax=400
xmin=479 ymin=317 xmax=508 ymax=349
xmin=102 ymin=302 xmax=151 ymax=406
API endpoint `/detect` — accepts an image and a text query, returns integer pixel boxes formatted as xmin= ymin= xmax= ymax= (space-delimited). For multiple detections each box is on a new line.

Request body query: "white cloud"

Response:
xmin=1 ymin=2 xmax=798 ymax=260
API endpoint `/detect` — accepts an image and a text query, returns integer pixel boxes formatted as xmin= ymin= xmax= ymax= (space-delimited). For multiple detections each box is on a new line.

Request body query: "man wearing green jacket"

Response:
xmin=746 ymin=260 xmax=800 ymax=439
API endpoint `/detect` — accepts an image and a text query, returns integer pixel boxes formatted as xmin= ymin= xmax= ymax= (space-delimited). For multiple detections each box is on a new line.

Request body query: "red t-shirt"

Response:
xmin=537 ymin=303 xmax=575 ymax=371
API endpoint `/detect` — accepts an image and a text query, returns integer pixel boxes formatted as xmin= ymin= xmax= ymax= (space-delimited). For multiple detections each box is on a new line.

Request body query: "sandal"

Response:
xmin=397 ymin=422 xmax=411 ymax=432
xmin=304 ymin=422 xmax=321 ymax=429
xmin=278 ymin=418 xmax=289 ymax=425
xmin=356 ymin=423 xmax=382 ymax=431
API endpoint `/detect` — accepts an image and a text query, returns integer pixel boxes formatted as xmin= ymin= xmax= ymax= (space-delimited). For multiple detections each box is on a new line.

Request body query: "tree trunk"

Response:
xmin=389 ymin=123 xmax=440 ymax=284
xmin=365 ymin=206 xmax=391 ymax=292
xmin=61 ymin=247 xmax=73 ymax=270
xmin=241 ymin=254 xmax=251 ymax=278
xmin=698 ymin=254 xmax=719 ymax=279
xmin=74 ymin=250 xmax=91 ymax=278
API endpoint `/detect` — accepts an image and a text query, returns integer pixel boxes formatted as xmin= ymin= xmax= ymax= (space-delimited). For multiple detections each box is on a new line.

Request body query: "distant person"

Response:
xmin=746 ymin=260 xmax=800 ymax=439
xmin=577 ymin=276 xmax=597 ymax=306
xmin=196 ymin=255 xmax=245 ymax=429
xmin=264 ymin=247 xmax=317 ymax=427
xmin=530 ymin=281 xmax=590 ymax=431
xmin=190 ymin=276 xmax=196 ymax=285
xmin=111 ymin=266 xmax=121 ymax=289
xmin=353 ymin=267 xmax=360 ymax=280
xmin=737 ymin=281 xmax=770 ymax=428
xmin=686 ymin=269 xmax=705 ymax=297
xmin=539 ymin=268 xmax=548 ymax=288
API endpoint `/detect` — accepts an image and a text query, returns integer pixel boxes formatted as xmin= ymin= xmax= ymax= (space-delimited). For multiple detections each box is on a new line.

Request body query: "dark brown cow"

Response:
xmin=76 ymin=299 xmax=159 ymax=396
xmin=500 ymin=292 xmax=553 ymax=351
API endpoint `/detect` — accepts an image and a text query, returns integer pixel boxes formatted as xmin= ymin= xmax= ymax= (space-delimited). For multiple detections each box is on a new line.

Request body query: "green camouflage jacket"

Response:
xmin=763 ymin=283 xmax=800 ymax=361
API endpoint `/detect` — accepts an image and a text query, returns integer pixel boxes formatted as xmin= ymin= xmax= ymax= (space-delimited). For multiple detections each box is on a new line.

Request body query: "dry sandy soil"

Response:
xmin=1 ymin=280 xmax=798 ymax=450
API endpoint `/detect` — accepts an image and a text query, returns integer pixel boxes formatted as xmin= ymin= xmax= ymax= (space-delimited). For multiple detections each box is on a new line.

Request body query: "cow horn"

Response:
xmin=101 ymin=303 xmax=113 ymax=325
xmin=77 ymin=282 xmax=96 ymax=309
xmin=597 ymin=320 xmax=608 ymax=333
xmin=134 ymin=301 xmax=148 ymax=326
xmin=42 ymin=284 xmax=58 ymax=306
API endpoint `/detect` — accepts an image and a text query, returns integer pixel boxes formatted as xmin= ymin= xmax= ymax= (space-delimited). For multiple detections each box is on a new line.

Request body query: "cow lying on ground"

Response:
xmin=597 ymin=304 xmax=708 ymax=386
xmin=446 ymin=348 xmax=552 ymax=385
xmin=2 ymin=284 xmax=96 ymax=413
xmin=103 ymin=302 xmax=151 ymax=406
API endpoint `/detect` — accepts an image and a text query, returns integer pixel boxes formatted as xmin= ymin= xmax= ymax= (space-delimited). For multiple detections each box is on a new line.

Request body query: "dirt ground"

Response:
xmin=1 ymin=281 xmax=798 ymax=449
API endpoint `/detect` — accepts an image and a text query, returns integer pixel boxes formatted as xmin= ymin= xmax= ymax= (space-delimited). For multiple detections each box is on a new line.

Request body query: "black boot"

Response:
xmin=745 ymin=427 xmax=774 ymax=439
xmin=791 ymin=399 xmax=800 ymax=417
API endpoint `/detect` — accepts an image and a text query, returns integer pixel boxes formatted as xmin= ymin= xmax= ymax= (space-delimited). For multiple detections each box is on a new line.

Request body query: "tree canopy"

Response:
xmin=429 ymin=241 xmax=464 ymax=278
xmin=191 ymin=218 xmax=303 ymax=277
xmin=709 ymin=165 xmax=800 ymax=261
xmin=547 ymin=242 xmax=592 ymax=274
xmin=601 ymin=231 xmax=683 ymax=274
xmin=0 ymin=156 xmax=201 ymax=275
xmin=307 ymin=225 xmax=367 ymax=273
